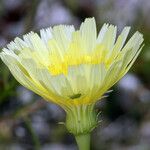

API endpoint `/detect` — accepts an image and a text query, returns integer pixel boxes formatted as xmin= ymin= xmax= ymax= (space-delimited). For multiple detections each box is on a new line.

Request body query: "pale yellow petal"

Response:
xmin=80 ymin=17 xmax=97 ymax=52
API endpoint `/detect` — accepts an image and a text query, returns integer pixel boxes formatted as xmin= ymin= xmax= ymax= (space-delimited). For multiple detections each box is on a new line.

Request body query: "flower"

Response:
xmin=0 ymin=17 xmax=144 ymax=148
xmin=0 ymin=18 xmax=143 ymax=109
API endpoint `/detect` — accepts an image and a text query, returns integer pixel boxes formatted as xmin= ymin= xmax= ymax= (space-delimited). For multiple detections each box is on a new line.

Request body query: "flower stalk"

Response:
xmin=65 ymin=104 xmax=98 ymax=150
xmin=75 ymin=133 xmax=90 ymax=150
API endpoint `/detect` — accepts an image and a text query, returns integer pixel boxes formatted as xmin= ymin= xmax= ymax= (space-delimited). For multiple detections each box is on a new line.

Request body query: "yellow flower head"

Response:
xmin=0 ymin=18 xmax=144 ymax=109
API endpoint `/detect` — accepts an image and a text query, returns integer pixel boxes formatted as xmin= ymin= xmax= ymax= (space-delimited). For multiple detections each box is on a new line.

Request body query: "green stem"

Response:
xmin=65 ymin=104 xmax=99 ymax=150
xmin=24 ymin=117 xmax=41 ymax=150
xmin=75 ymin=133 xmax=90 ymax=150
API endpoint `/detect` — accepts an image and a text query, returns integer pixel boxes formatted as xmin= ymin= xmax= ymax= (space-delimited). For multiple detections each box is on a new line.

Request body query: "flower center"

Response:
xmin=48 ymin=44 xmax=115 ymax=75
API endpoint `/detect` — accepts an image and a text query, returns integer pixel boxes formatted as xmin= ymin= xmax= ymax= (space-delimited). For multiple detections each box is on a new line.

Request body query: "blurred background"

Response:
xmin=0 ymin=0 xmax=150 ymax=150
